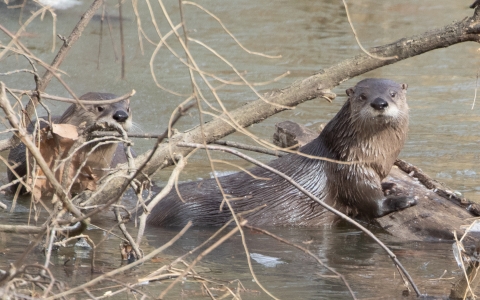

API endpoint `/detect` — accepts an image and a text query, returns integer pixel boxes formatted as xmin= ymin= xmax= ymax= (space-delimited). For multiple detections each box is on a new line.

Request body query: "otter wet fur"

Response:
xmin=147 ymin=78 xmax=417 ymax=227
xmin=7 ymin=92 xmax=132 ymax=193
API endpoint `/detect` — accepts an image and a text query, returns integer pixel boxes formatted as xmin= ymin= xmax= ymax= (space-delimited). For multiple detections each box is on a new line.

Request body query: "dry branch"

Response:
xmin=0 ymin=83 xmax=85 ymax=223
xmin=0 ymin=225 xmax=44 ymax=234
xmin=45 ymin=221 xmax=192 ymax=300
xmin=245 ymin=225 xmax=357 ymax=299
xmin=176 ymin=142 xmax=422 ymax=297
xmin=0 ymin=0 xmax=104 ymax=152
xmin=76 ymin=8 xmax=480 ymax=208
xmin=7 ymin=89 xmax=135 ymax=105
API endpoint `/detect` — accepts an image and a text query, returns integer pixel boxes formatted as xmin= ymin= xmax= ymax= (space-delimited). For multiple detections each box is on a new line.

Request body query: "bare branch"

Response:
xmin=0 ymin=82 xmax=87 ymax=226
xmin=176 ymin=142 xmax=422 ymax=297
xmin=77 ymin=11 xmax=480 ymax=209
xmin=8 ymin=89 xmax=135 ymax=105
xmin=342 ymin=0 xmax=397 ymax=60
xmin=45 ymin=221 xmax=192 ymax=300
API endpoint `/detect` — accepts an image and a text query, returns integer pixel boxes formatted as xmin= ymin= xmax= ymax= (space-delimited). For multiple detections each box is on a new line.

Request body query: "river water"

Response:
xmin=0 ymin=0 xmax=479 ymax=298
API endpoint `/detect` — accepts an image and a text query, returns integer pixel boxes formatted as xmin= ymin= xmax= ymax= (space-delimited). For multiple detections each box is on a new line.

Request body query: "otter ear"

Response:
xmin=346 ymin=88 xmax=354 ymax=96
xmin=401 ymin=83 xmax=408 ymax=90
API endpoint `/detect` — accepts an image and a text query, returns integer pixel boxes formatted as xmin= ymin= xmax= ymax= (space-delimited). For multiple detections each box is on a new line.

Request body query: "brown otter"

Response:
xmin=7 ymin=92 xmax=132 ymax=193
xmin=147 ymin=78 xmax=417 ymax=227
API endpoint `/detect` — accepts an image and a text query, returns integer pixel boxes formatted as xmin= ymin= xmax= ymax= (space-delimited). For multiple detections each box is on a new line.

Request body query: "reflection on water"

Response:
xmin=143 ymin=226 xmax=462 ymax=299
xmin=0 ymin=203 xmax=461 ymax=299
xmin=0 ymin=0 xmax=478 ymax=298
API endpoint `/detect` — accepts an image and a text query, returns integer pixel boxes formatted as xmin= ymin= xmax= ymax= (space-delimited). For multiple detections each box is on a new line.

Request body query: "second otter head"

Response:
xmin=346 ymin=78 xmax=408 ymax=129
xmin=58 ymin=92 xmax=132 ymax=131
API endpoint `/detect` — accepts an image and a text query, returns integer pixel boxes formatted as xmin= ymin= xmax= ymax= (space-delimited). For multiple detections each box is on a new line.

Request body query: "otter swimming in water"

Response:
xmin=7 ymin=92 xmax=132 ymax=194
xmin=147 ymin=78 xmax=417 ymax=227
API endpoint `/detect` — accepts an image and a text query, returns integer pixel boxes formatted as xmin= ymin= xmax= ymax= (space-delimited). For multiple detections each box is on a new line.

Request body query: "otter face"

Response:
xmin=91 ymin=99 xmax=133 ymax=131
xmin=59 ymin=92 xmax=132 ymax=131
xmin=346 ymin=78 xmax=408 ymax=128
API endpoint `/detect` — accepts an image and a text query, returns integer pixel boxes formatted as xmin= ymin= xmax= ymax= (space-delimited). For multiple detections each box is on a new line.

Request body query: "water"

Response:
xmin=0 ymin=203 xmax=461 ymax=299
xmin=143 ymin=226 xmax=462 ymax=299
xmin=0 ymin=0 xmax=478 ymax=298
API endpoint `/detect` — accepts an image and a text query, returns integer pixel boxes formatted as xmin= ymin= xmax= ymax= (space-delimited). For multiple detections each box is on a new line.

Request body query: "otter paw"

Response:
xmin=380 ymin=196 xmax=417 ymax=216
xmin=381 ymin=182 xmax=397 ymax=196
xmin=394 ymin=197 xmax=417 ymax=210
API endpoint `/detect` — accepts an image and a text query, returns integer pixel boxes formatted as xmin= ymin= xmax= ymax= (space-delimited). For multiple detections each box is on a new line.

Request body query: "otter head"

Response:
xmin=58 ymin=92 xmax=132 ymax=131
xmin=346 ymin=78 xmax=408 ymax=129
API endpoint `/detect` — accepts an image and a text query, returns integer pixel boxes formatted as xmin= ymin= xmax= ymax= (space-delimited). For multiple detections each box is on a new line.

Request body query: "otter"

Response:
xmin=7 ymin=92 xmax=132 ymax=193
xmin=147 ymin=78 xmax=417 ymax=227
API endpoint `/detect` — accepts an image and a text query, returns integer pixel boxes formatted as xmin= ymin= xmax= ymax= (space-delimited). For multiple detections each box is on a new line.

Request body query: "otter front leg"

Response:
xmin=376 ymin=196 xmax=417 ymax=217
xmin=337 ymin=176 xmax=417 ymax=218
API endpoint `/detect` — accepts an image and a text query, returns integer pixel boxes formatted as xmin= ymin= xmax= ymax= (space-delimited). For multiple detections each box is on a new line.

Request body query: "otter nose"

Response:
xmin=113 ymin=110 xmax=129 ymax=123
xmin=370 ymin=98 xmax=388 ymax=110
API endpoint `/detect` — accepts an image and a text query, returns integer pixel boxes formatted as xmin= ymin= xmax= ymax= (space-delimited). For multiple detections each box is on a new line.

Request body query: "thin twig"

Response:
xmin=45 ymin=221 xmax=192 ymax=300
xmin=189 ymin=38 xmax=292 ymax=110
xmin=97 ymin=4 xmax=106 ymax=69
xmin=472 ymin=70 xmax=479 ymax=109
xmin=0 ymin=224 xmax=44 ymax=234
xmin=244 ymin=225 xmax=357 ymax=300
xmin=114 ymin=206 xmax=142 ymax=260
xmin=0 ymin=82 xmax=86 ymax=223
xmin=183 ymin=1 xmax=281 ymax=59
xmin=8 ymin=88 xmax=135 ymax=104
xmin=177 ymin=142 xmax=422 ymax=297
xmin=136 ymin=155 xmax=186 ymax=246
xmin=453 ymin=231 xmax=476 ymax=298
xmin=43 ymin=228 xmax=56 ymax=269
xmin=342 ymin=0 xmax=397 ymax=61
xmin=214 ymin=140 xmax=286 ymax=157
xmin=158 ymin=221 xmax=246 ymax=299
xmin=118 ymin=0 xmax=126 ymax=79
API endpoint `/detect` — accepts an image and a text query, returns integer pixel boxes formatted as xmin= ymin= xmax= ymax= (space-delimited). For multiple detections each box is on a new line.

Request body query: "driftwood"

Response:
xmin=273 ymin=121 xmax=477 ymax=242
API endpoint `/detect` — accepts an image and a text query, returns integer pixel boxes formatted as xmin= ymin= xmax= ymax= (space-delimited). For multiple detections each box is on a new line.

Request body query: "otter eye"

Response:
xmin=390 ymin=91 xmax=397 ymax=98
xmin=127 ymin=107 xmax=130 ymax=113
xmin=96 ymin=106 xmax=104 ymax=112
xmin=360 ymin=94 xmax=367 ymax=101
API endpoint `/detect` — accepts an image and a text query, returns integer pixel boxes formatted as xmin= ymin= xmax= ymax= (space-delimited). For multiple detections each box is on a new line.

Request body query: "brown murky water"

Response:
xmin=0 ymin=0 xmax=479 ymax=298
xmin=0 ymin=206 xmax=461 ymax=299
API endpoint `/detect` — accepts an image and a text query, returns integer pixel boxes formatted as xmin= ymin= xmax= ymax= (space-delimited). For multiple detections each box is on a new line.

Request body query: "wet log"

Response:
xmin=273 ymin=121 xmax=478 ymax=242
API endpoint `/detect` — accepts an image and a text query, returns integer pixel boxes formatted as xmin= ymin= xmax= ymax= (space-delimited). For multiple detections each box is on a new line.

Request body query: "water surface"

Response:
xmin=0 ymin=0 xmax=478 ymax=298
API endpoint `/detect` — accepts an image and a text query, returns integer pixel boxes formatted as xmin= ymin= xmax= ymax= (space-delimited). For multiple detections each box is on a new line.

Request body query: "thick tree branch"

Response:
xmin=75 ymin=10 xmax=480 ymax=207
